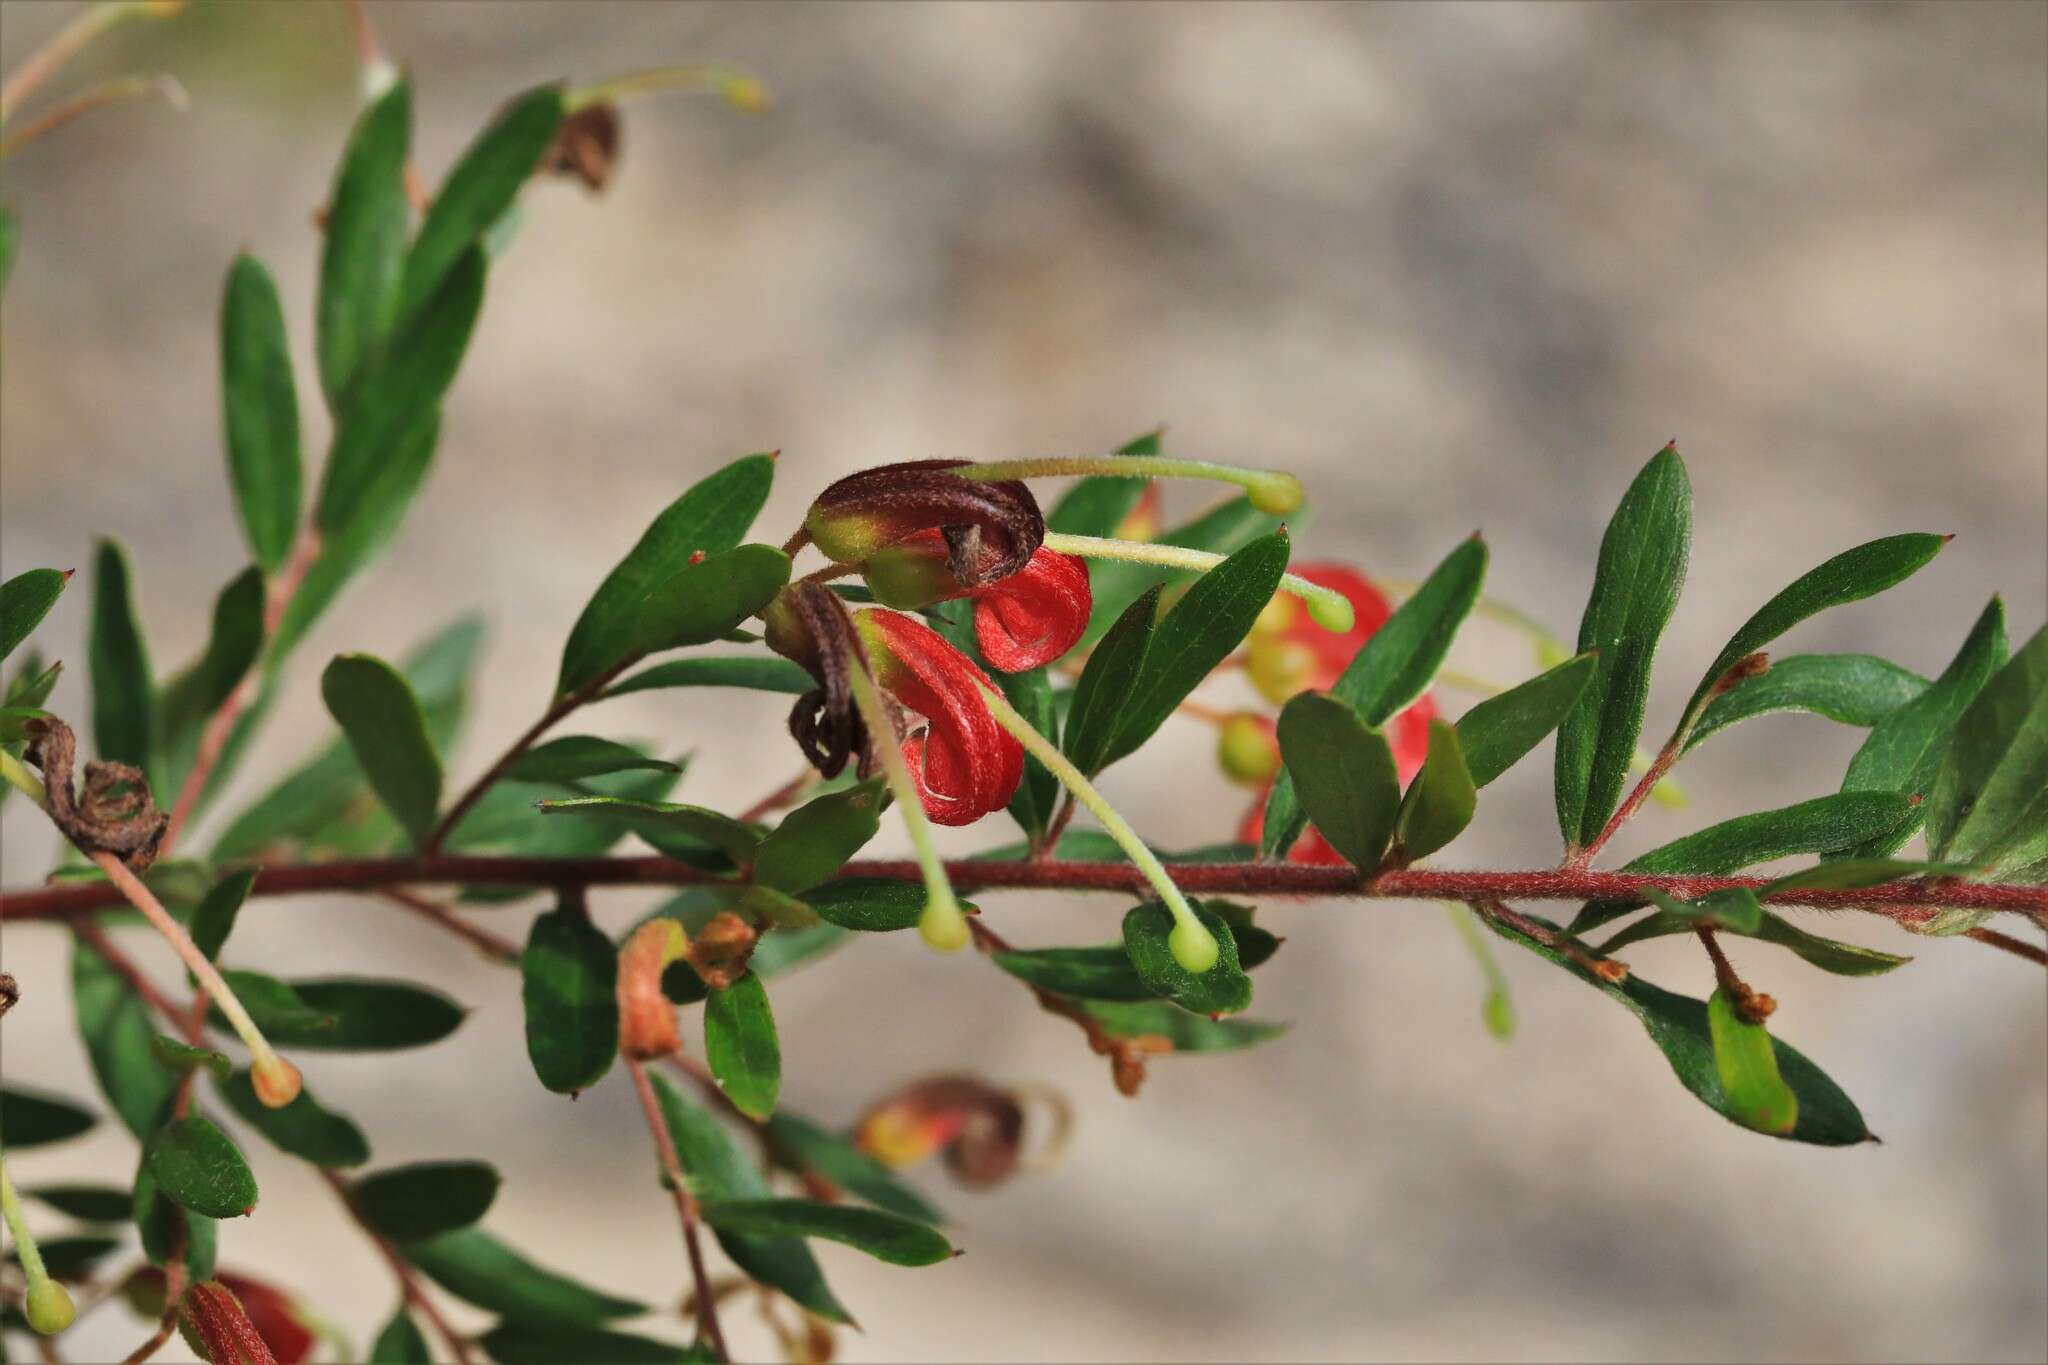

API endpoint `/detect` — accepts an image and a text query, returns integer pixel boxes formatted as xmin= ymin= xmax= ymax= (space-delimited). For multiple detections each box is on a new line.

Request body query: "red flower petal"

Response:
xmin=861 ymin=611 xmax=1024 ymax=826
xmin=972 ymin=548 xmax=1090 ymax=672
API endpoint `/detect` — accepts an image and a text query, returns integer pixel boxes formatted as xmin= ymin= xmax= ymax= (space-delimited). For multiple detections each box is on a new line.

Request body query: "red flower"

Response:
xmin=865 ymin=529 xmax=1092 ymax=672
xmin=855 ymin=1074 xmax=1029 ymax=1188
xmin=854 ymin=610 xmax=1024 ymax=826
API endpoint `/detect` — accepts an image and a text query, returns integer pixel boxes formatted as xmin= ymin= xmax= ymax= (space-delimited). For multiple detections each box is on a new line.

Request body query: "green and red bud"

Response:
xmin=804 ymin=459 xmax=1044 ymax=588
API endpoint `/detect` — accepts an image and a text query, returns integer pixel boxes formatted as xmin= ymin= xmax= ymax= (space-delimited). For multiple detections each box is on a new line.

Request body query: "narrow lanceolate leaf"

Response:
xmin=761 ymin=1114 xmax=943 ymax=1224
xmin=1925 ymin=624 xmax=2048 ymax=881
xmin=752 ymin=779 xmax=884 ymax=895
xmin=704 ymin=973 xmax=781 ymax=1120
xmin=0 ymin=1085 xmax=97 ymax=1148
xmin=90 ymin=538 xmax=155 ymax=777
xmin=219 ymin=1068 xmax=371 ymax=1167
xmin=479 ymin=1325 xmax=699 ymax=1365
xmin=992 ymin=944 xmax=1153 ymax=1001
xmin=1392 ymin=719 xmax=1478 ymax=862
xmin=1455 ymin=651 xmax=1596 ymax=788
xmin=800 ymin=878 xmax=927 ymax=932
xmin=1484 ymin=910 xmax=1869 ymax=1144
xmin=651 ymin=1072 xmax=851 ymax=1324
xmin=220 ymin=254 xmax=303 ymax=570
xmin=321 ymin=653 xmax=443 ymax=847
xmin=698 ymin=1198 xmax=953 ymax=1267
xmin=150 ymin=1034 xmax=231 ymax=1080
xmin=1062 ymin=586 xmax=1159 ymax=775
xmin=1678 ymin=533 xmax=1946 ymax=732
xmin=1046 ymin=428 xmax=1161 ymax=536
xmin=1707 ymin=989 xmax=1798 ymax=1135
xmin=318 ymin=80 xmax=411 ymax=405
xmin=157 ymin=566 xmax=265 ymax=793
xmin=600 ymin=654 xmax=813 ymax=699
xmin=357 ymin=1161 xmax=500 ymax=1243
xmin=400 ymin=84 xmax=566 ymax=328
xmin=1599 ymin=902 xmax=1912 ymax=978
xmin=522 ymin=900 xmax=619 ymax=1095
xmin=0 ymin=567 xmax=69 ymax=663
xmin=1079 ymin=495 xmax=1281 ymax=649
xmin=21 ymin=1184 xmax=132 ymax=1223
xmin=538 ymin=796 xmax=760 ymax=869
xmin=217 ymin=973 xmax=464 ymax=1051
xmin=631 ymin=544 xmax=791 ymax=656
xmin=1265 ymin=535 xmax=1488 ymax=856
xmin=371 ymin=1309 xmax=433 ymax=1364
xmin=404 ymin=1228 xmax=643 ymax=1327
xmin=558 ymin=454 xmax=777 ymax=695
xmin=1566 ymin=791 xmax=1915 ymax=935
xmin=75 ymin=937 xmax=177 ymax=1138
xmin=1077 ymin=999 xmax=1291 ymax=1053
xmin=1273 ymin=691 xmax=1399 ymax=868
xmin=1122 ymin=902 xmax=1252 ymax=1015
xmin=505 ymin=736 xmax=681 ymax=784
xmin=1686 ymin=653 xmax=1929 ymax=754
xmin=317 ymin=249 xmax=486 ymax=539
xmin=1838 ymin=596 xmax=2007 ymax=856
xmin=145 ymin=1116 xmax=258 ymax=1218
xmin=999 ymin=663 xmax=1059 ymax=840
xmin=1555 ymin=445 xmax=1692 ymax=850
xmin=14 ymin=1235 xmax=121 ymax=1279
xmin=1102 ymin=531 xmax=1291 ymax=770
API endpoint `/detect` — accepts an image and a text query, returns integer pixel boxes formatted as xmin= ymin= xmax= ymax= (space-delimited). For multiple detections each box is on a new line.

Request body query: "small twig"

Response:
xmin=737 ymin=769 xmax=817 ymax=825
xmin=1570 ymin=739 xmax=1682 ymax=870
xmin=0 ymin=74 xmax=186 ymax=158
xmin=379 ymin=888 xmax=521 ymax=963
xmin=624 ymin=1058 xmax=729 ymax=1362
xmin=1472 ymin=899 xmax=1627 ymax=983
xmin=319 ymin=1170 xmax=475 ymax=1365
xmin=1695 ymin=925 xmax=1775 ymax=1023
xmin=1961 ymin=925 xmax=2047 ymax=966
xmin=1033 ymin=794 xmax=1079 ymax=861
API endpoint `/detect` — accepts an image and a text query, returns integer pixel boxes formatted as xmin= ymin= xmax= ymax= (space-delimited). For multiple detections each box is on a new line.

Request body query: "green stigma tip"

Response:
xmin=1304 ymin=593 xmax=1355 ymax=632
xmin=26 ymin=1279 xmax=75 ymax=1334
xmin=1248 ymin=474 xmax=1304 ymax=517
xmin=919 ymin=902 xmax=970 ymax=953
xmin=1168 ymin=919 xmax=1220 ymax=973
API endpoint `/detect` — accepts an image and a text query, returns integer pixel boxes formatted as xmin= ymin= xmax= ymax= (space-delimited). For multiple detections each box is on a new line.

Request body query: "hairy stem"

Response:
xmin=1040 ymin=532 xmax=1354 ymax=630
xmin=955 ymin=455 xmax=1302 ymax=516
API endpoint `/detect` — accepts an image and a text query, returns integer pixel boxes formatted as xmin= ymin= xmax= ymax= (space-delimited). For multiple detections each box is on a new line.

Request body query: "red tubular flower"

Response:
xmin=853 ymin=609 xmax=1023 ymax=825
xmin=865 ymin=529 xmax=1092 ymax=672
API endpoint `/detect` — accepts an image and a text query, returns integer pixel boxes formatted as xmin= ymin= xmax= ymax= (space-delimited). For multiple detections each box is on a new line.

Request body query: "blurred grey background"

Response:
xmin=2 ymin=2 xmax=2044 ymax=1361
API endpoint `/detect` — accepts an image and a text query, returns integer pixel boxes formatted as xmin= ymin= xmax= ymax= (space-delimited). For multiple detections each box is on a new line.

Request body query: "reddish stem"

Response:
xmin=625 ymin=1058 xmax=729 ymax=1362
xmin=380 ymin=887 xmax=522 ymax=963
xmin=319 ymin=1169 xmax=476 ymax=1365
xmin=1570 ymin=739 xmax=1681 ymax=870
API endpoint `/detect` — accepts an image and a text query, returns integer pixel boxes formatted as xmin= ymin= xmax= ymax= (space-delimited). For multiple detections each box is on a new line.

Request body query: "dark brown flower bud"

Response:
xmin=804 ymin=460 xmax=1044 ymax=588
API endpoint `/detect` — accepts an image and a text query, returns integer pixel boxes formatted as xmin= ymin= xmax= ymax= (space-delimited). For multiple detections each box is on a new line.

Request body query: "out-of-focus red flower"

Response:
xmin=854 ymin=1075 xmax=1028 ymax=1188
xmin=853 ymin=610 xmax=1023 ymax=826
xmin=804 ymin=459 xmax=1044 ymax=588
xmin=864 ymin=529 xmax=1092 ymax=672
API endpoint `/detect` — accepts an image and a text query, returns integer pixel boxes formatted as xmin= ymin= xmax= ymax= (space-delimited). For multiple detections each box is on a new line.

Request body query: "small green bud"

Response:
xmin=1216 ymin=714 xmax=1280 ymax=787
xmin=1482 ymin=990 xmax=1516 ymax=1041
xmin=1167 ymin=919 xmax=1220 ymax=974
xmin=26 ymin=1278 xmax=76 ymax=1334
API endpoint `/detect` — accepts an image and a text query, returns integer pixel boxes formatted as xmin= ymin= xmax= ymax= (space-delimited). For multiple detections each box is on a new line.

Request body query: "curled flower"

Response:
xmin=854 ymin=1075 xmax=1028 ymax=1188
xmin=765 ymin=584 xmax=869 ymax=781
xmin=804 ymin=459 xmax=1044 ymax=588
xmin=619 ymin=919 xmax=688 ymax=1060
xmin=864 ymin=529 xmax=1092 ymax=672
xmin=853 ymin=610 xmax=1023 ymax=826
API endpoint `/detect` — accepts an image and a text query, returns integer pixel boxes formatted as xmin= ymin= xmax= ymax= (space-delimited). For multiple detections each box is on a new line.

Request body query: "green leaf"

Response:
xmin=993 ymin=944 xmax=1152 ymax=1001
xmin=700 ymin=1198 xmax=953 ymax=1267
xmin=20 ymin=1184 xmax=132 ymax=1224
xmin=9 ymin=1235 xmax=120 ymax=1280
xmin=1078 ymin=495 xmax=1281 ymax=649
xmin=1925 ymin=625 xmax=2048 ymax=880
xmin=1077 ymin=999 xmax=1291 ymax=1053
xmin=505 ymin=736 xmax=681 ymax=784
xmin=1555 ymin=446 xmax=1692 ymax=849
xmin=1484 ymin=911 xmax=1869 ymax=1144
xmin=0 ymin=1086 xmax=97 ymax=1148
xmin=704 ymin=973 xmax=781 ymax=1120
xmin=1273 ymin=691 xmax=1400 ymax=868
xmin=404 ymin=1228 xmax=643 ymax=1327
xmin=1046 ymin=429 xmax=1161 ymax=536
xmin=1706 ymin=988 xmax=1799 ymax=1135
xmin=1101 ymin=532 xmax=1291 ymax=770
xmin=1455 ymin=652 xmax=1597 ymax=788
xmin=1062 ymin=586 xmax=1159 ymax=775
xmin=601 ymin=654 xmax=814 ymax=699
xmin=479 ymin=1326 xmax=697 ymax=1365
xmin=651 ymin=1072 xmax=851 ymax=1324
xmin=1265 ymin=535 xmax=1487 ymax=856
xmin=522 ymin=900 xmax=619 ymax=1095
xmin=1837 ymin=596 xmax=2007 ymax=856
xmin=317 ymin=250 xmax=485 ymax=539
xmin=999 ymin=664 xmax=1059 ymax=840
xmin=1679 ymin=533 xmax=1946 ymax=730
xmin=132 ymin=1147 xmax=218 ymax=1279
xmin=74 ymin=938 xmax=177 ymax=1138
xmin=357 ymin=1161 xmax=500 ymax=1242
xmin=0 ymin=568 xmax=69 ymax=664
xmin=558 ymin=454 xmax=778 ymax=694
xmin=753 ymin=779 xmax=884 ymax=894
xmin=1122 ymin=902 xmax=1251 ymax=1014
xmin=218 ymin=974 xmax=464 ymax=1051
xmin=0 ymin=705 xmax=47 ymax=742
xmin=1394 ymin=719 xmax=1477 ymax=862
xmin=0 ymin=204 xmax=16 ymax=295
xmin=149 ymin=1034 xmax=231 ymax=1080
xmin=370 ymin=1307 xmax=433 ymax=1364
xmin=318 ymin=80 xmax=411 ymax=405
xmin=218 ymin=1068 xmax=371 ymax=1167
xmin=219 ymin=254 xmax=303 ymax=570
xmin=1686 ymin=653 xmax=1929 ymax=754
xmin=158 ymin=566 xmax=266 ymax=793
xmin=761 ymin=1114 xmax=943 ymax=1224
xmin=538 ymin=795 xmax=759 ymax=868
xmin=1566 ymin=791 xmax=1915 ymax=935
xmin=89 ymin=538 xmax=155 ymax=778
xmin=144 ymin=1116 xmax=258 ymax=1218
xmin=800 ymin=878 xmax=926 ymax=932
xmin=1600 ymin=902 xmax=1913 ymax=978
xmin=187 ymin=869 xmax=256 ymax=966
xmin=631 ymin=544 xmax=792 ymax=657
xmin=400 ymin=84 xmax=565 ymax=327
xmin=321 ymin=653 xmax=444 ymax=848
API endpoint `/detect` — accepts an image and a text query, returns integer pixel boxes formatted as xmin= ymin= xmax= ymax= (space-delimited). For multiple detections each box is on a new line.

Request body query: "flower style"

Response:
xmin=863 ymin=529 xmax=1092 ymax=672
xmin=804 ymin=458 xmax=1045 ymax=588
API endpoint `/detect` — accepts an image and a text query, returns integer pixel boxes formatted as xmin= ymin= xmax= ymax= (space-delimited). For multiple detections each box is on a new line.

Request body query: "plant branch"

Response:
xmin=624 ymin=1057 xmax=729 ymax=1362
xmin=319 ymin=1169 xmax=476 ymax=1365
xmin=1570 ymin=737 xmax=1683 ymax=869
xmin=379 ymin=888 xmax=521 ymax=964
